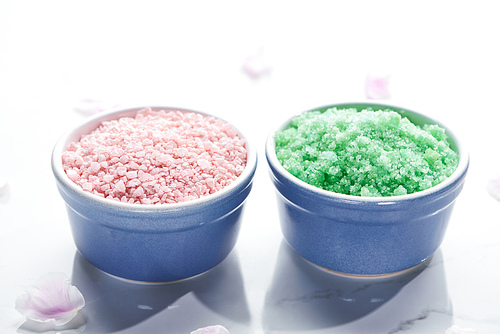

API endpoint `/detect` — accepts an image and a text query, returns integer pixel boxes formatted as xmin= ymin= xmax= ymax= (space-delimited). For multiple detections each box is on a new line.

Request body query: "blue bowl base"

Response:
xmin=86 ymin=255 xmax=215 ymax=285
xmin=305 ymin=255 xmax=434 ymax=279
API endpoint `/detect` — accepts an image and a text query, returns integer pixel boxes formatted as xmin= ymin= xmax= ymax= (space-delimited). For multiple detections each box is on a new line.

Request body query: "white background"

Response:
xmin=1 ymin=1 xmax=500 ymax=333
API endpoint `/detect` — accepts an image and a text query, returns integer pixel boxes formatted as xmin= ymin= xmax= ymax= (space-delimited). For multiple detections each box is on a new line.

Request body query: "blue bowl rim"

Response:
xmin=266 ymin=101 xmax=469 ymax=204
xmin=52 ymin=105 xmax=258 ymax=212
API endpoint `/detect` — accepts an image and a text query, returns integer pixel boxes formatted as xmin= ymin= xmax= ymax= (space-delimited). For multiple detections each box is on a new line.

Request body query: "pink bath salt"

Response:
xmin=127 ymin=179 xmax=142 ymax=188
xmin=62 ymin=108 xmax=248 ymax=204
xmin=139 ymin=172 xmax=152 ymax=181
xmin=116 ymin=166 xmax=127 ymax=176
xmin=103 ymin=174 xmax=114 ymax=183
xmin=126 ymin=171 xmax=138 ymax=179
xmin=82 ymin=182 xmax=94 ymax=192
xmin=66 ymin=169 xmax=80 ymax=181
xmin=197 ymin=158 xmax=211 ymax=170
xmin=90 ymin=162 xmax=101 ymax=173
xmin=115 ymin=180 xmax=126 ymax=193
xmin=141 ymin=198 xmax=152 ymax=205
xmin=75 ymin=156 xmax=84 ymax=167
xmin=176 ymin=147 xmax=188 ymax=158
xmin=120 ymin=155 xmax=130 ymax=164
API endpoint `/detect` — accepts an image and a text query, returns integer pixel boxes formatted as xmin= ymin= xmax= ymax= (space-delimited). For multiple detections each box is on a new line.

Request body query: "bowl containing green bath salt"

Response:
xmin=266 ymin=102 xmax=469 ymax=276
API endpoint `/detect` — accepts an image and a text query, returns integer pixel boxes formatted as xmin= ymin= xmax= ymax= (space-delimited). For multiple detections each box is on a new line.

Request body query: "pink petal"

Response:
xmin=365 ymin=74 xmax=391 ymax=99
xmin=0 ymin=176 xmax=8 ymax=196
xmin=15 ymin=273 xmax=85 ymax=326
xmin=487 ymin=175 xmax=500 ymax=201
xmin=242 ymin=47 xmax=273 ymax=79
xmin=191 ymin=325 xmax=230 ymax=334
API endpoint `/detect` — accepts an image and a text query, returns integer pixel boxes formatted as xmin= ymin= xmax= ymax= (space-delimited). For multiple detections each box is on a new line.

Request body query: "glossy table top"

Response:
xmin=1 ymin=1 xmax=499 ymax=333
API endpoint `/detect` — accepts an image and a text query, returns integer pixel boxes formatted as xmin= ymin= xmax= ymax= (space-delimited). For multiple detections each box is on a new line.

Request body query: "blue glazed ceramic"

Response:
xmin=266 ymin=102 xmax=469 ymax=276
xmin=52 ymin=106 xmax=257 ymax=282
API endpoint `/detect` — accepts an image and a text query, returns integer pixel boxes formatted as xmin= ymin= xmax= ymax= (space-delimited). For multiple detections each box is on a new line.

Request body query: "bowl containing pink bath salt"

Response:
xmin=52 ymin=106 xmax=257 ymax=282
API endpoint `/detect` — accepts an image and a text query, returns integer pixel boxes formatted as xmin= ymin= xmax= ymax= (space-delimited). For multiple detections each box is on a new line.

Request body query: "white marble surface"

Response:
xmin=1 ymin=1 xmax=500 ymax=333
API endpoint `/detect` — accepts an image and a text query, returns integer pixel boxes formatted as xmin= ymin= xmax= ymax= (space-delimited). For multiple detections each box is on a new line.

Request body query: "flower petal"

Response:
xmin=365 ymin=73 xmax=391 ymax=99
xmin=242 ymin=47 xmax=273 ymax=79
xmin=0 ymin=176 xmax=8 ymax=196
xmin=487 ymin=175 xmax=500 ymax=201
xmin=15 ymin=273 xmax=85 ymax=326
xmin=191 ymin=325 xmax=230 ymax=334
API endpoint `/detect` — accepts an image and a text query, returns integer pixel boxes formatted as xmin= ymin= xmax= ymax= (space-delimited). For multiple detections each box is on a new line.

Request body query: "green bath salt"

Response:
xmin=274 ymin=107 xmax=459 ymax=197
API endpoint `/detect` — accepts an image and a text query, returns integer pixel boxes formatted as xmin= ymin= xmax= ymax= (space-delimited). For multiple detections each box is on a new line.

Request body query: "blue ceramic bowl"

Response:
xmin=266 ymin=102 xmax=469 ymax=276
xmin=52 ymin=106 xmax=257 ymax=282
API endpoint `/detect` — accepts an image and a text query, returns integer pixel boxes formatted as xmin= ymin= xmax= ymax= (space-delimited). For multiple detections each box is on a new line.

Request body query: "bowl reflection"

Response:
xmin=71 ymin=250 xmax=250 ymax=333
xmin=263 ymin=241 xmax=452 ymax=332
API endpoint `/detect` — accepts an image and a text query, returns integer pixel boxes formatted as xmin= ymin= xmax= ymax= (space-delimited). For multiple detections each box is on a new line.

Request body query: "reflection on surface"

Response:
xmin=263 ymin=241 xmax=451 ymax=333
xmin=71 ymin=250 xmax=250 ymax=333
xmin=17 ymin=314 xmax=86 ymax=334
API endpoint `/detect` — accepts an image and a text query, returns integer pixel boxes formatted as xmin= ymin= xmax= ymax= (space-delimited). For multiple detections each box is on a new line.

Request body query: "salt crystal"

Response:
xmin=103 ymin=174 xmax=114 ymax=183
xmin=89 ymin=175 xmax=100 ymax=185
xmin=166 ymin=141 xmax=177 ymax=149
xmin=126 ymin=171 xmax=138 ymax=179
xmin=116 ymin=166 xmax=127 ymax=176
xmin=82 ymin=182 xmax=94 ymax=192
xmin=177 ymin=148 xmax=188 ymax=157
xmin=156 ymin=153 xmax=169 ymax=164
xmin=115 ymin=180 xmax=126 ymax=193
xmin=132 ymin=186 xmax=144 ymax=198
xmin=142 ymin=138 xmax=153 ymax=146
xmin=66 ymin=169 xmax=80 ymax=181
xmin=75 ymin=156 xmax=84 ymax=166
xmin=120 ymin=155 xmax=130 ymax=164
xmin=111 ymin=148 xmax=124 ymax=157
xmin=90 ymin=162 xmax=101 ymax=173
xmin=275 ymin=107 xmax=458 ymax=197
xmin=127 ymin=179 xmax=141 ymax=188
xmin=62 ymin=108 xmax=247 ymax=204
xmin=128 ymin=161 xmax=140 ymax=170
